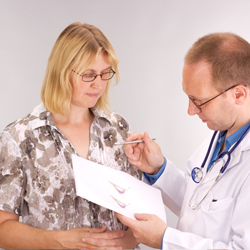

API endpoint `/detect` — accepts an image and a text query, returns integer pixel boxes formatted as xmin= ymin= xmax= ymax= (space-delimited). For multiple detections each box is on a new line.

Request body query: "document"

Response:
xmin=72 ymin=154 xmax=166 ymax=222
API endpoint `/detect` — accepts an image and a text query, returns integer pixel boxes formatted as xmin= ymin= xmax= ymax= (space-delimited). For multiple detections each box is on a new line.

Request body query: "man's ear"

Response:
xmin=234 ymin=85 xmax=248 ymax=104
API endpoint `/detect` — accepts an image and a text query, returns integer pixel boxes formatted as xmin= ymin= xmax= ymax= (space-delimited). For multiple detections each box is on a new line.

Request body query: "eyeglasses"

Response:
xmin=189 ymin=84 xmax=238 ymax=110
xmin=72 ymin=68 xmax=116 ymax=82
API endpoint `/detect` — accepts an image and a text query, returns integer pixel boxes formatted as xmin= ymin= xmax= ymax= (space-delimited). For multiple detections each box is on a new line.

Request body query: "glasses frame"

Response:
xmin=72 ymin=68 xmax=116 ymax=82
xmin=189 ymin=84 xmax=238 ymax=110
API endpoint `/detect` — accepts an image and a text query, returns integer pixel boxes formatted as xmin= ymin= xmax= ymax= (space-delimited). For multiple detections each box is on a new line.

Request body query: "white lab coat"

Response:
xmin=153 ymin=131 xmax=250 ymax=249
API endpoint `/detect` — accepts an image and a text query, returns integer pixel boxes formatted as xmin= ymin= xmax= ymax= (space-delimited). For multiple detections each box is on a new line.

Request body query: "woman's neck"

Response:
xmin=51 ymin=106 xmax=94 ymax=126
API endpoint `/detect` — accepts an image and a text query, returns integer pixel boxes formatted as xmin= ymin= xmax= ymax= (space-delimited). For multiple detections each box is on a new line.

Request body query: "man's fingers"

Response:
xmin=125 ymin=144 xmax=134 ymax=155
xmin=143 ymin=132 xmax=157 ymax=151
xmin=115 ymin=213 xmax=126 ymax=225
xmin=115 ymin=213 xmax=135 ymax=228
xmin=134 ymin=213 xmax=150 ymax=221
xmin=125 ymin=133 xmax=143 ymax=142
xmin=115 ymin=213 xmax=143 ymax=234
xmin=125 ymin=145 xmax=143 ymax=164
xmin=127 ymin=159 xmax=142 ymax=167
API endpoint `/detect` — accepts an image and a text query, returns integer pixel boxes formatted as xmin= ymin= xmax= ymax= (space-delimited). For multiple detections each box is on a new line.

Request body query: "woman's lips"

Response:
xmin=86 ymin=93 xmax=99 ymax=98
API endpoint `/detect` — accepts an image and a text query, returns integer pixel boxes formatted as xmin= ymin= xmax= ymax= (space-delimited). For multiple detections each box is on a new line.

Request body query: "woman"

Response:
xmin=0 ymin=22 xmax=141 ymax=249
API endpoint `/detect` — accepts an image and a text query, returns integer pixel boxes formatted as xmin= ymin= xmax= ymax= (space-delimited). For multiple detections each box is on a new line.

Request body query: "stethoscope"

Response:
xmin=189 ymin=124 xmax=250 ymax=210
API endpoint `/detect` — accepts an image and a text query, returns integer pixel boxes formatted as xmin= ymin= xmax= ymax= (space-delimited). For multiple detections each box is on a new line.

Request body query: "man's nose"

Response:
xmin=188 ymin=99 xmax=201 ymax=116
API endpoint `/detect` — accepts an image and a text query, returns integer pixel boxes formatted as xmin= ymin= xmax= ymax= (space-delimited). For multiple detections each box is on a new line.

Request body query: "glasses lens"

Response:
xmin=82 ymin=73 xmax=96 ymax=82
xmin=101 ymin=70 xmax=115 ymax=80
xmin=189 ymin=97 xmax=201 ymax=110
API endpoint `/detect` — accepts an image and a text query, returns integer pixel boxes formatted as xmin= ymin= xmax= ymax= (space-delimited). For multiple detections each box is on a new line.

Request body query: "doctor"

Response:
xmin=116 ymin=32 xmax=250 ymax=249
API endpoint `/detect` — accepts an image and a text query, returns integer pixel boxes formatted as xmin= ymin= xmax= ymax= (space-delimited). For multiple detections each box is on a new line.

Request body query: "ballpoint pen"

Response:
xmin=115 ymin=138 xmax=156 ymax=145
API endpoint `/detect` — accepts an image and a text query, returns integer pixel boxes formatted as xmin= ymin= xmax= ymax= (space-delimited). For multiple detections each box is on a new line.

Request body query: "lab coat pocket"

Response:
xmin=200 ymin=197 xmax=234 ymax=241
xmin=209 ymin=197 xmax=234 ymax=212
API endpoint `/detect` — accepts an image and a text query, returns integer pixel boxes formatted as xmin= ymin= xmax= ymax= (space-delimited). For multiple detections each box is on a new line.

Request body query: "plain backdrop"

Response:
xmin=1 ymin=0 xmax=250 ymax=249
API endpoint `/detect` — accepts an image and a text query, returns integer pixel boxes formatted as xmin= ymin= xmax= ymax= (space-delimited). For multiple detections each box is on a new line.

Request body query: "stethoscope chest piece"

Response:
xmin=191 ymin=167 xmax=203 ymax=183
xmin=189 ymin=124 xmax=250 ymax=210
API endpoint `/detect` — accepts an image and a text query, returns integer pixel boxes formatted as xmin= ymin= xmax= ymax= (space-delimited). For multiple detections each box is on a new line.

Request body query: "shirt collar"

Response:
xmin=29 ymin=103 xmax=112 ymax=130
xmin=219 ymin=122 xmax=250 ymax=151
xmin=90 ymin=107 xmax=112 ymax=124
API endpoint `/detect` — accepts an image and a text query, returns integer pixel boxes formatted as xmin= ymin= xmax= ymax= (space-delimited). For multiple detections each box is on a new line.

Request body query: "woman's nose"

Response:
xmin=91 ymin=75 xmax=104 ymax=89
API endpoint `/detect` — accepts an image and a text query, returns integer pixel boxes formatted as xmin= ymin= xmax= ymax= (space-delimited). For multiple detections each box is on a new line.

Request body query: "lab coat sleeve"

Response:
xmin=152 ymin=158 xmax=188 ymax=216
xmin=161 ymin=172 xmax=250 ymax=249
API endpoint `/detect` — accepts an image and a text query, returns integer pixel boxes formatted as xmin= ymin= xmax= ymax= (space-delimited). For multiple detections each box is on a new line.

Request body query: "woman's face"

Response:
xmin=70 ymin=51 xmax=111 ymax=110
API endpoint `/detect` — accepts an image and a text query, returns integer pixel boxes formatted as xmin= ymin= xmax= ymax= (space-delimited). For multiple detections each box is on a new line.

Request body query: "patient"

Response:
xmin=0 ymin=22 xmax=141 ymax=249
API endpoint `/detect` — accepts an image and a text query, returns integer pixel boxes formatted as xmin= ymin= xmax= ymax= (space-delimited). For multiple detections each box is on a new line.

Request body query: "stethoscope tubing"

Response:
xmin=200 ymin=131 xmax=218 ymax=170
xmin=197 ymin=124 xmax=250 ymax=176
xmin=189 ymin=124 xmax=250 ymax=209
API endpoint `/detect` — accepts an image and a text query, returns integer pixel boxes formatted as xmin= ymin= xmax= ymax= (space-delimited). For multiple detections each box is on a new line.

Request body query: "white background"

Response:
xmin=1 ymin=0 xmax=250 ymax=249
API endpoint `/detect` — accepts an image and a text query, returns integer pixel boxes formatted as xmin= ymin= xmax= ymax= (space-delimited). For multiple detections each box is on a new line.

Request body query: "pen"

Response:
xmin=115 ymin=138 xmax=156 ymax=145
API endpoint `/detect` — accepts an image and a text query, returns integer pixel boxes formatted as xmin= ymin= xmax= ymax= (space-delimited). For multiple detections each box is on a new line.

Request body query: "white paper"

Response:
xmin=72 ymin=154 xmax=166 ymax=222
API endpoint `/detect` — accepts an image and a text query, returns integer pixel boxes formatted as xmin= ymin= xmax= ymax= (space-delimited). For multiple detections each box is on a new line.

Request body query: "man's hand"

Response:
xmin=125 ymin=132 xmax=164 ymax=174
xmin=115 ymin=213 xmax=167 ymax=249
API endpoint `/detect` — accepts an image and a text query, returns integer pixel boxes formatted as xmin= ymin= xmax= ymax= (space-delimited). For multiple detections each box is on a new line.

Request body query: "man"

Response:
xmin=116 ymin=33 xmax=250 ymax=249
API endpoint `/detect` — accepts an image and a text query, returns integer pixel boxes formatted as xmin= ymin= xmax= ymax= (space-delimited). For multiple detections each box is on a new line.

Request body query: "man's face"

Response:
xmin=182 ymin=60 xmax=236 ymax=133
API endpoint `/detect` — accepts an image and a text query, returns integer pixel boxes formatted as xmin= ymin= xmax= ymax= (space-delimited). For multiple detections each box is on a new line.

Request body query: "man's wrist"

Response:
xmin=151 ymin=157 xmax=165 ymax=174
xmin=144 ymin=157 xmax=167 ymax=184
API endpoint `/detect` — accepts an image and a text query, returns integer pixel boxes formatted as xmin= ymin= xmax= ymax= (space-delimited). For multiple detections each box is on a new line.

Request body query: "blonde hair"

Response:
xmin=184 ymin=32 xmax=250 ymax=90
xmin=41 ymin=22 xmax=119 ymax=115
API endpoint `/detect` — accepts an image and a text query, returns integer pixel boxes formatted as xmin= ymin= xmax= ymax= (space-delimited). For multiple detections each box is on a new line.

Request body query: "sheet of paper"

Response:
xmin=72 ymin=154 xmax=166 ymax=222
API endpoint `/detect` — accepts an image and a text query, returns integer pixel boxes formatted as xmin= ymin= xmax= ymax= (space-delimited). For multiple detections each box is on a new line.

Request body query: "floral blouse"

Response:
xmin=0 ymin=103 xmax=142 ymax=231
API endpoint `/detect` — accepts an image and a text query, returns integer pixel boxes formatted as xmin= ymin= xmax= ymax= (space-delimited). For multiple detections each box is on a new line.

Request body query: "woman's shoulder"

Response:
xmin=3 ymin=103 xmax=47 ymax=140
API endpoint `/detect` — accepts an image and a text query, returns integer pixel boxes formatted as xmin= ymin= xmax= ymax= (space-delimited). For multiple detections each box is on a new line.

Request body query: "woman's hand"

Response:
xmin=0 ymin=211 xmax=123 ymax=249
xmin=54 ymin=226 xmax=124 ymax=249
xmin=82 ymin=228 xmax=138 ymax=249
xmin=125 ymin=132 xmax=165 ymax=174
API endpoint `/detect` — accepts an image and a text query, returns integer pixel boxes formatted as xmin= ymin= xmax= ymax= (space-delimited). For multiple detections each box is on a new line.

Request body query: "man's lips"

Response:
xmin=199 ymin=116 xmax=208 ymax=123
xmin=201 ymin=118 xmax=208 ymax=123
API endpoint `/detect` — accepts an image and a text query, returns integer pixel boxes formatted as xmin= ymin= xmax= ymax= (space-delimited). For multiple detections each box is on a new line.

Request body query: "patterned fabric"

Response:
xmin=0 ymin=103 xmax=142 ymax=231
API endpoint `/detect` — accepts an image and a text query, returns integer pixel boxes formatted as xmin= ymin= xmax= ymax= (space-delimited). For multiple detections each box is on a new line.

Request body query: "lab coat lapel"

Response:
xmin=178 ymin=129 xmax=250 ymax=233
xmin=201 ymin=158 xmax=224 ymax=185
xmin=199 ymin=132 xmax=220 ymax=185
xmin=202 ymin=129 xmax=250 ymax=184
xmin=225 ymin=131 xmax=250 ymax=172
xmin=178 ymin=133 xmax=220 ymax=230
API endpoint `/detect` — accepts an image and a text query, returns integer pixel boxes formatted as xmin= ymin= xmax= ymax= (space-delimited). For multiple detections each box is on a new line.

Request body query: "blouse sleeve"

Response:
xmin=0 ymin=131 xmax=24 ymax=214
